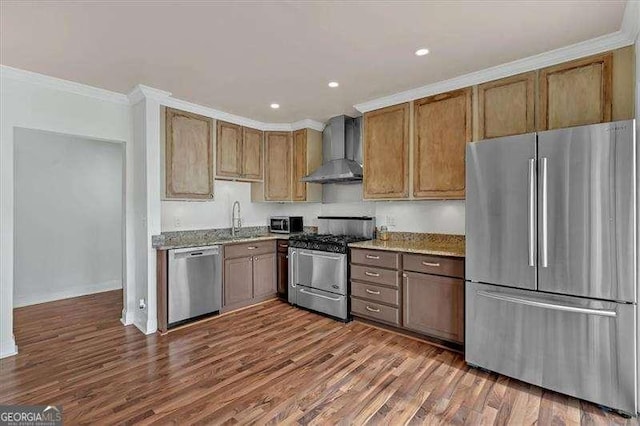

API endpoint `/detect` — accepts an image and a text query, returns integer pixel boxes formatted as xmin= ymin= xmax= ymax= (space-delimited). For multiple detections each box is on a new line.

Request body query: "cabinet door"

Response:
xmin=413 ymin=88 xmax=471 ymax=199
xmin=224 ymin=256 xmax=253 ymax=307
xmin=216 ymin=120 xmax=242 ymax=178
xmin=277 ymin=251 xmax=288 ymax=296
xmin=264 ymin=131 xmax=292 ymax=201
xmin=242 ymin=127 xmax=263 ymax=180
xmin=539 ymin=52 xmax=612 ymax=130
xmin=253 ymin=253 xmax=276 ymax=298
xmin=402 ymin=271 xmax=464 ymax=343
xmin=166 ymin=108 xmax=214 ymax=199
xmin=292 ymin=129 xmax=307 ymax=201
xmin=363 ymin=103 xmax=410 ymax=199
xmin=477 ymin=72 xmax=535 ymax=140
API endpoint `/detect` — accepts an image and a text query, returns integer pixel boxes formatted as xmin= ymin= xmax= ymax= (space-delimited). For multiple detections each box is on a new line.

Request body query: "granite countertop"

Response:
xmin=152 ymin=226 xmax=314 ymax=250
xmin=349 ymin=233 xmax=465 ymax=258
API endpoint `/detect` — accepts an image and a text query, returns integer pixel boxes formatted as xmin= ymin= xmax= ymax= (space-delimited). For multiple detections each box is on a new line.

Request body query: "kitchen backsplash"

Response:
xmin=162 ymin=180 xmax=465 ymax=235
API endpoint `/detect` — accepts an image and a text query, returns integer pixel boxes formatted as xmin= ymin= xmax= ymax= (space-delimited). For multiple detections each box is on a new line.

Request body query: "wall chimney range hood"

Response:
xmin=301 ymin=115 xmax=363 ymax=184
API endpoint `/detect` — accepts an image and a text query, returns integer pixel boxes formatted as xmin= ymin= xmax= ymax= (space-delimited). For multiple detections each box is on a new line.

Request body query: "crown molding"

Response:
xmin=161 ymin=95 xmax=325 ymax=132
xmin=0 ymin=65 xmax=325 ymax=131
xmin=290 ymin=119 xmax=325 ymax=132
xmin=127 ymin=84 xmax=172 ymax=104
xmin=354 ymin=29 xmax=635 ymax=113
xmin=0 ymin=65 xmax=130 ymax=104
xmin=162 ymin=96 xmax=269 ymax=129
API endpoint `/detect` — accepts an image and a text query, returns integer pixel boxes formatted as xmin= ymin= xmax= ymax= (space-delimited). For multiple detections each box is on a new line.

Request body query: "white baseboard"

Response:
xmin=13 ymin=280 xmax=122 ymax=308
xmin=121 ymin=309 xmax=134 ymax=326
xmin=0 ymin=337 xmax=18 ymax=359
xmin=133 ymin=311 xmax=158 ymax=335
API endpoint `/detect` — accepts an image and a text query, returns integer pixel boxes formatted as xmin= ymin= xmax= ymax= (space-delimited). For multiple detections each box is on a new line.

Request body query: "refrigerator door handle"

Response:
xmin=476 ymin=290 xmax=617 ymax=317
xmin=528 ymin=158 xmax=536 ymax=267
xmin=540 ymin=157 xmax=549 ymax=268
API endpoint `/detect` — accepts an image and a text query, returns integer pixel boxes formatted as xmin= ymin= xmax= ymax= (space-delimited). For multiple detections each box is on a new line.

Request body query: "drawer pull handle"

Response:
xmin=365 ymin=289 xmax=381 ymax=295
xmin=364 ymin=271 xmax=380 ymax=277
xmin=365 ymin=254 xmax=380 ymax=260
xmin=366 ymin=306 xmax=381 ymax=313
xmin=279 ymin=244 xmax=288 ymax=248
xmin=422 ymin=261 xmax=440 ymax=267
xmin=247 ymin=246 xmax=258 ymax=250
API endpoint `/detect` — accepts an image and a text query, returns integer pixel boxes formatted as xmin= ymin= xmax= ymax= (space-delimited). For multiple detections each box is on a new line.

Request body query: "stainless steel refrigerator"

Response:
xmin=465 ymin=119 xmax=637 ymax=416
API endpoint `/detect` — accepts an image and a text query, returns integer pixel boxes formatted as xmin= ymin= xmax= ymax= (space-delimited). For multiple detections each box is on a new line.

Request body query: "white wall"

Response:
xmin=161 ymin=181 xmax=465 ymax=235
xmin=14 ymin=129 xmax=124 ymax=307
xmin=0 ymin=73 xmax=134 ymax=358
xmin=162 ymin=181 xmax=275 ymax=231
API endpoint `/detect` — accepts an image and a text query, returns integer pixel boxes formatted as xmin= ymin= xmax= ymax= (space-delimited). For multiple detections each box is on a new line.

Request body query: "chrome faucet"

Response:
xmin=231 ymin=201 xmax=242 ymax=237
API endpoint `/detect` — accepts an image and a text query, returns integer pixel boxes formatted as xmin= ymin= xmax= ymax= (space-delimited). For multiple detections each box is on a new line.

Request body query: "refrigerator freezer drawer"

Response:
xmin=466 ymin=281 xmax=636 ymax=415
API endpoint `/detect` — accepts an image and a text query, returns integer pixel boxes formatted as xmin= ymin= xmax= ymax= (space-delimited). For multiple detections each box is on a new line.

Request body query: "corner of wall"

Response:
xmin=0 ymin=336 xmax=18 ymax=359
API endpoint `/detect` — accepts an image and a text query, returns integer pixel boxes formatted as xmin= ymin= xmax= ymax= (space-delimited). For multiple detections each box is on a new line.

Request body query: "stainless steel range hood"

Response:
xmin=301 ymin=115 xmax=363 ymax=184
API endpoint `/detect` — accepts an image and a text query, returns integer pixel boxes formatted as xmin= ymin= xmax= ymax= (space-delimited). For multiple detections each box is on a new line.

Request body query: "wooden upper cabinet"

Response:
xmin=216 ymin=120 xmax=242 ymax=178
xmin=165 ymin=108 xmax=214 ymax=199
xmin=292 ymin=129 xmax=308 ymax=201
xmin=264 ymin=131 xmax=292 ymax=201
xmin=478 ymin=72 xmax=535 ymax=140
xmin=413 ymin=88 xmax=471 ymax=199
xmin=363 ymin=103 xmax=410 ymax=199
xmin=539 ymin=52 xmax=613 ymax=130
xmin=242 ymin=127 xmax=263 ymax=180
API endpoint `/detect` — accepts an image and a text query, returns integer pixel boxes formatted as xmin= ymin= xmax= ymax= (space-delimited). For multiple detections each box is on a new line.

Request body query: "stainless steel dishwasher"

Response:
xmin=168 ymin=245 xmax=222 ymax=327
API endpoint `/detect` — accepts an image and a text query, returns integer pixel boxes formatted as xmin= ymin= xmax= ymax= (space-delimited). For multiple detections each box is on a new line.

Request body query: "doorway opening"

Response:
xmin=13 ymin=128 xmax=126 ymax=346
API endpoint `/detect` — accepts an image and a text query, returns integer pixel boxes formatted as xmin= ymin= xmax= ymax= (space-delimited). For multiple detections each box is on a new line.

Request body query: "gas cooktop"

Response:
xmin=288 ymin=234 xmax=371 ymax=253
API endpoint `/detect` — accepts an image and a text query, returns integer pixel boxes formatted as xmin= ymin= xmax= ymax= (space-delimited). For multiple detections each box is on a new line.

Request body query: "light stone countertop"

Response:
xmin=348 ymin=233 xmax=465 ymax=258
xmin=152 ymin=226 xmax=314 ymax=250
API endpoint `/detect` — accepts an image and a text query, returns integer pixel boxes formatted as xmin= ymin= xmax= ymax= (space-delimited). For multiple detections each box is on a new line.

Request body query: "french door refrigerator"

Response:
xmin=465 ymin=119 xmax=637 ymax=416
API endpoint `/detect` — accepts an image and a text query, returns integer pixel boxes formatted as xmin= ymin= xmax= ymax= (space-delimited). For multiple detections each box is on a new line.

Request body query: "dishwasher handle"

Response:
xmin=171 ymin=245 xmax=221 ymax=259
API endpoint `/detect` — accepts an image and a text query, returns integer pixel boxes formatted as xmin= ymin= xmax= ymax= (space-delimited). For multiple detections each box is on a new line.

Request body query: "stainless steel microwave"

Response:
xmin=269 ymin=216 xmax=303 ymax=234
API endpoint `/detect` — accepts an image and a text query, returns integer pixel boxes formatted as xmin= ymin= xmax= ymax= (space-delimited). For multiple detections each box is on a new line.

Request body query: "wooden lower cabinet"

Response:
xmin=350 ymin=248 xmax=464 ymax=346
xmin=223 ymin=241 xmax=276 ymax=310
xmin=277 ymin=252 xmax=288 ymax=296
xmin=253 ymin=253 xmax=276 ymax=298
xmin=402 ymin=271 xmax=464 ymax=343
xmin=224 ymin=256 xmax=254 ymax=306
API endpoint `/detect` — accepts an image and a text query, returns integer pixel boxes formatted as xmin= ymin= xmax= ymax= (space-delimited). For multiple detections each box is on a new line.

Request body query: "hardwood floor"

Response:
xmin=1 ymin=290 xmax=636 ymax=425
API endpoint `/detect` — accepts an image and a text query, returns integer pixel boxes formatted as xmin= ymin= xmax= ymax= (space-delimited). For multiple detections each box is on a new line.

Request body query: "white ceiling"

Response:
xmin=0 ymin=1 xmax=627 ymax=122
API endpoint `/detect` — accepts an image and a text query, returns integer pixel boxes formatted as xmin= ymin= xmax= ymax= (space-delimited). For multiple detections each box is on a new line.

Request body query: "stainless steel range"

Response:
xmin=288 ymin=216 xmax=375 ymax=320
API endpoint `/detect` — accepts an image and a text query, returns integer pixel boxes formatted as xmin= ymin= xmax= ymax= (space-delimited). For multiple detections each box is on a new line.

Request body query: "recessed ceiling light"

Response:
xmin=328 ymin=81 xmax=339 ymax=88
xmin=415 ymin=48 xmax=430 ymax=56
xmin=270 ymin=103 xmax=280 ymax=109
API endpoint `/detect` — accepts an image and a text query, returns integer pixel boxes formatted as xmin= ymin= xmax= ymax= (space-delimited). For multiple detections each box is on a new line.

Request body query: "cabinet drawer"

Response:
xmin=225 ymin=240 xmax=275 ymax=258
xmin=403 ymin=254 xmax=463 ymax=278
xmin=276 ymin=240 xmax=289 ymax=253
xmin=351 ymin=297 xmax=400 ymax=326
xmin=351 ymin=281 xmax=399 ymax=306
xmin=351 ymin=264 xmax=400 ymax=288
xmin=351 ymin=249 xmax=400 ymax=269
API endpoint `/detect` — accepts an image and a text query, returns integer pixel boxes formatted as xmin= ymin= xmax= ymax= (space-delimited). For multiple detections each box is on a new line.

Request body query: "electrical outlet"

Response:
xmin=139 ymin=299 xmax=146 ymax=310
xmin=386 ymin=215 xmax=396 ymax=226
xmin=174 ymin=216 xmax=181 ymax=227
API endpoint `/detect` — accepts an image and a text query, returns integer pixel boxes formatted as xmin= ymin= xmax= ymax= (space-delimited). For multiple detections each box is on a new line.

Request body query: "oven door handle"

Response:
xmin=299 ymin=288 xmax=342 ymax=301
xmin=289 ymin=250 xmax=296 ymax=288
xmin=299 ymin=251 xmax=344 ymax=261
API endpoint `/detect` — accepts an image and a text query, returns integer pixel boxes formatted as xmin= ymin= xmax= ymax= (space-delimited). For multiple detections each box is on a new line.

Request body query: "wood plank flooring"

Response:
xmin=1 ymin=290 xmax=636 ymax=425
